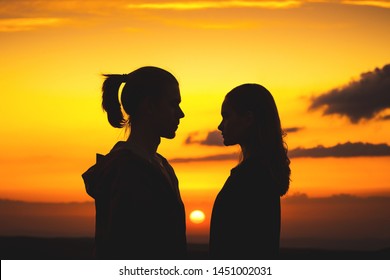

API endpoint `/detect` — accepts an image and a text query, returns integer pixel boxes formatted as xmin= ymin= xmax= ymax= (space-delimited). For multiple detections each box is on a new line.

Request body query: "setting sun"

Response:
xmin=189 ymin=210 xmax=206 ymax=224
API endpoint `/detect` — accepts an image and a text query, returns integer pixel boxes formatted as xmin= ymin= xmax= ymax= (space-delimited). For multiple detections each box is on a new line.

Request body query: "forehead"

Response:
xmin=221 ymin=98 xmax=234 ymax=113
xmin=163 ymin=84 xmax=181 ymax=100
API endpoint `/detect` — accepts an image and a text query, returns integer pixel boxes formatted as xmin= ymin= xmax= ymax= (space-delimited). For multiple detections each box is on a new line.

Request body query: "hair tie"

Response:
xmin=121 ymin=73 xmax=128 ymax=82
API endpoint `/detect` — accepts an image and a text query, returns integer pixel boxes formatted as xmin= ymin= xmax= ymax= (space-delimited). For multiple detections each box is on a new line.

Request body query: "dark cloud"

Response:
xmin=200 ymin=130 xmax=224 ymax=146
xmin=184 ymin=132 xmax=199 ymax=145
xmin=380 ymin=115 xmax=390 ymax=121
xmin=172 ymin=142 xmax=390 ymax=163
xmin=185 ymin=130 xmax=224 ymax=146
xmin=309 ymin=64 xmax=390 ymax=123
xmin=283 ymin=193 xmax=390 ymax=203
xmin=289 ymin=142 xmax=390 ymax=158
xmin=284 ymin=127 xmax=304 ymax=133
xmin=186 ymin=128 xmax=302 ymax=147
xmin=170 ymin=153 xmax=238 ymax=163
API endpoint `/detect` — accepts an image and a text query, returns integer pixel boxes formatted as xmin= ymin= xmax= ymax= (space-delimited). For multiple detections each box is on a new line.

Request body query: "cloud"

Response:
xmin=3 ymin=1 xmax=298 ymax=32
xmin=309 ymin=64 xmax=390 ymax=123
xmin=0 ymin=17 xmax=64 ymax=32
xmin=0 ymin=0 xmax=123 ymax=16
xmin=184 ymin=132 xmax=199 ymax=145
xmin=382 ymin=115 xmax=390 ymax=120
xmin=289 ymin=142 xmax=390 ymax=158
xmin=171 ymin=141 xmax=390 ymax=163
xmin=0 ymin=1 xmax=132 ymax=32
xmin=282 ymin=192 xmax=385 ymax=203
xmin=342 ymin=1 xmax=390 ymax=9
xmin=126 ymin=1 xmax=302 ymax=11
xmin=284 ymin=127 xmax=304 ymax=133
xmin=170 ymin=153 xmax=239 ymax=163
xmin=164 ymin=18 xmax=259 ymax=30
xmin=199 ymin=130 xmax=224 ymax=146
xmin=3 ymin=1 xmax=388 ymax=33
xmin=185 ymin=127 xmax=302 ymax=147
xmin=185 ymin=130 xmax=224 ymax=146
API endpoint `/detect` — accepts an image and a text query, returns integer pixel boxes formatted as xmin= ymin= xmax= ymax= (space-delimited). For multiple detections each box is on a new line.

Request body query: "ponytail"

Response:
xmin=101 ymin=74 xmax=127 ymax=128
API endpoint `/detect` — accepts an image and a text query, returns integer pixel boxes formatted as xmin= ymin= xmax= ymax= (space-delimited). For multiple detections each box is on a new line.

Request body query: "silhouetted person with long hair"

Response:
xmin=209 ymin=83 xmax=290 ymax=259
xmin=82 ymin=66 xmax=187 ymax=259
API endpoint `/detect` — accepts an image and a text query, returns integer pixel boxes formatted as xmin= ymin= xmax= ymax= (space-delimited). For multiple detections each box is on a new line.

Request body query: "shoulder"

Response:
xmin=100 ymin=149 xmax=150 ymax=177
xmin=233 ymin=158 xmax=270 ymax=180
xmin=155 ymin=153 xmax=173 ymax=169
xmin=232 ymin=158 xmax=277 ymax=194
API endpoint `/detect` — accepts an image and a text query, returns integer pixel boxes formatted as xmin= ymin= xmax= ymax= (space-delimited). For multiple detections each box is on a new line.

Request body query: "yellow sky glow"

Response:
xmin=126 ymin=1 xmax=301 ymax=10
xmin=0 ymin=18 xmax=64 ymax=32
xmin=343 ymin=1 xmax=390 ymax=8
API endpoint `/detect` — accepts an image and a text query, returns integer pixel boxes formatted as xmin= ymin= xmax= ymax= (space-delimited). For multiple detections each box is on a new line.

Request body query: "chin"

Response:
xmin=223 ymin=140 xmax=233 ymax=146
xmin=163 ymin=132 xmax=176 ymax=139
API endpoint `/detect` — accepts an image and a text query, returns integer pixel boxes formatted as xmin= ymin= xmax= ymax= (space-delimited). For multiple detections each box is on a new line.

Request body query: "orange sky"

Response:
xmin=1 ymin=1 xmax=390 ymax=234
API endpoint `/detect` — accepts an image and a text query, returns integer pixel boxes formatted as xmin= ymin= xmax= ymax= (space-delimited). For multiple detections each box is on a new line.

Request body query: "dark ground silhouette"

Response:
xmin=0 ymin=236 xmax=389 ymax=260
xmin=2 ymin=197 xmax=390 ymax=259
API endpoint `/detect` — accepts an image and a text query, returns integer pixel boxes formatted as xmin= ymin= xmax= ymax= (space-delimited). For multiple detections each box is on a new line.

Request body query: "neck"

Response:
xmin=240 ymin=142 xmax=261 ymax=161
xmin=126 ymin=124 xmax=160 ymax=159
xmin=240 ymin=146 xmax=250 ymax=161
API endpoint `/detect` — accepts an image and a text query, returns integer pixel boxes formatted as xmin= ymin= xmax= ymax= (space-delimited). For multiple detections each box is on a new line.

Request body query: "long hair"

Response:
xmin=101 ymin=66 xmax=178 ymax=128
xmin=225 ymin=83 xmax=290 ymax=196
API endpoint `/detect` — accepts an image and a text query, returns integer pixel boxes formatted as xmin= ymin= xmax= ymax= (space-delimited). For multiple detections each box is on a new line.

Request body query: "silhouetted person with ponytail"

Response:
xmin=82 ymin=66 xmax=186 ymax=259
xmin=209 ymin=84 xmax=291 ymax=259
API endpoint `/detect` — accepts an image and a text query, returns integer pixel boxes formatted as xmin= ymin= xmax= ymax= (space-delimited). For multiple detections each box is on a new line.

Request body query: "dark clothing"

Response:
xmin=82 ymin=142 xmax=187 ymax=259
xmin=209 ymin=157 xmax=280 ymax=259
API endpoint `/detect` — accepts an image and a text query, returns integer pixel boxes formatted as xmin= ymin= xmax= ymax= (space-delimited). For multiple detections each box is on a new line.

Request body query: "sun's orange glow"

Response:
xmin=189 ymin=210 xmax=206 ymax=224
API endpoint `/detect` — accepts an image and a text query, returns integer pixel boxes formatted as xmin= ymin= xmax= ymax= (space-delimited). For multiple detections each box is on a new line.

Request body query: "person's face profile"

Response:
xmin=218 ymin=98 xmax=251 ymax=146
xmin=152 ymin=84 xmax=184 ymax=139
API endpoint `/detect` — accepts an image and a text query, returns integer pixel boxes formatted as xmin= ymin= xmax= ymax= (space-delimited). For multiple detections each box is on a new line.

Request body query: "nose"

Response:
xmin=178 ymin=106 xmax=185 ymax=119
xmin=218 ymin=120 xmax=223 ymax=132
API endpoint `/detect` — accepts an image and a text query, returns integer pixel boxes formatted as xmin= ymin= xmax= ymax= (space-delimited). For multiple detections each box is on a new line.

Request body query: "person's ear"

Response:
xmin=140 ymin=96 xmax=156 ymax=115
xmin=243 ymin=111 xmax=255 ymax=127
